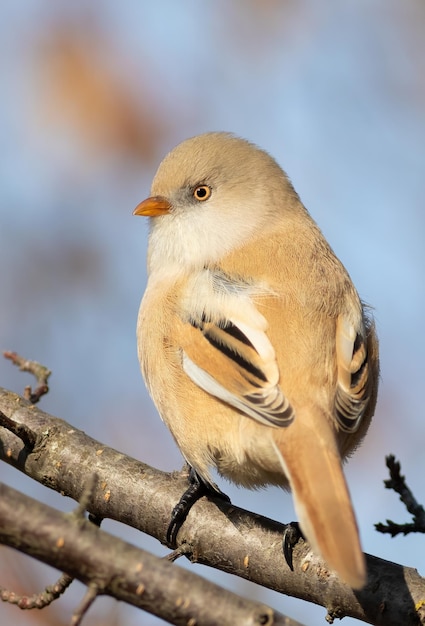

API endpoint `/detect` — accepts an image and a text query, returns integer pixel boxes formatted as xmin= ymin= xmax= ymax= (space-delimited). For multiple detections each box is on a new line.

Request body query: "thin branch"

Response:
xmin=1 ymin=387 xmax=425 ymax=625
xmin=375 ymin=455 xmax=425 ymax=536
xmin=72 ymin=472 xmax=99 ymax=521
xmin=71 ymin=585 xmax=99 ymax=626
xmin=3 ymin=351 xmax=51 ymax=403
xmin=0 ymin=573 xmax=73 ymax=610
xmin=0 ymin=481 xmax=303 ymax=626
xmin=0 ymin=470 xmax=101 ymax=615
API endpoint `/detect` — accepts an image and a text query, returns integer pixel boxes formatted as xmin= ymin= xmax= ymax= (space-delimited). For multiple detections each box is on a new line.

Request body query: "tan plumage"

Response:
xmin=134 ymin=132 xmax=379 ymax=589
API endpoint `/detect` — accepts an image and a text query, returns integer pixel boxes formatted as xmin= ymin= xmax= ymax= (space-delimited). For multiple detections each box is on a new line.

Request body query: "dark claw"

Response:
xmin=283 ymin=521 xmax=304 ymax=570
xmin=166 ymin=466 xmax=230 ymax=546
xmin=88 ymin=513 xmax=103 ymax=528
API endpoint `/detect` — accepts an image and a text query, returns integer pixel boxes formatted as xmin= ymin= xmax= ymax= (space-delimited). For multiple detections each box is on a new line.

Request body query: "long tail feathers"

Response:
xmin=273 ymin=410 xmax=366 ymax=589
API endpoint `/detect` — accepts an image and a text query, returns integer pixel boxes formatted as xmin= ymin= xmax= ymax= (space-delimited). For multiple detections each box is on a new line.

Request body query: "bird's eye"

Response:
xmin=193 ymin=185 xmax=212 ymax=201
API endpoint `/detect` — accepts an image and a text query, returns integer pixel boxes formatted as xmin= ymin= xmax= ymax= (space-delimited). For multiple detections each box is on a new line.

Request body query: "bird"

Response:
xmin=134 ymin=132 xmax=379 ymax=589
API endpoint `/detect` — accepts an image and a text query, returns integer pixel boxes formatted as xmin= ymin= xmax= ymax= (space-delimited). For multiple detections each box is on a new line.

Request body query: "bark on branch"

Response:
xmin=0 ymin=387 xmax=424 ymax=625
xmin=0 ymin=481 xmax=299 ymax=626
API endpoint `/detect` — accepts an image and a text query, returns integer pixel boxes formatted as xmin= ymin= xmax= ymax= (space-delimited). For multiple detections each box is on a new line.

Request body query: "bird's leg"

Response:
xmin=166 ymin=465 xmax=230 ymax=546
xmin=283 ymin=521 xmax=304 ymax=570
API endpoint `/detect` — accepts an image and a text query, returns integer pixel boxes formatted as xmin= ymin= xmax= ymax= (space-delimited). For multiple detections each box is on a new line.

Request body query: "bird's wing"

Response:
xmin=177 ymin=271 xmax=294 ymax=427
xmin=334 ymin=313 xmax=374 ymax=432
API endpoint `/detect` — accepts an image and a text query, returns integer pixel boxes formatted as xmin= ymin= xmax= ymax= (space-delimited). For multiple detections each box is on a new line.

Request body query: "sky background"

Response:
xmin=1 ymin=2 xmax=424 ymax=625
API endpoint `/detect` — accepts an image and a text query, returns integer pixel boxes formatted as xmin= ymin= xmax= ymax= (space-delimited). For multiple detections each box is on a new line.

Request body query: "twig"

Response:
xmin=0 ymin=573 xmax=73 ymax=609
xmin=3 ymin=351 xmax=51 ymax=403
xmin=72 ymin=473 xmax=99 ymax=521
xmin=166 ymin=544 xmax=193 ymax=562
xmin=375 ymin=455 xmax=425 ymax=536
xmin=0 ymin=472 xmax=102 ymax=616
xmin=71 ymin=585 xmax=99 ymax=626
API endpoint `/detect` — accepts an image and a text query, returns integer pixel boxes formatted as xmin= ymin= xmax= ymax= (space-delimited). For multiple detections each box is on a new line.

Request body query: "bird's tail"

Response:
xmin=273 ymin=408 xmax=366 ymax=589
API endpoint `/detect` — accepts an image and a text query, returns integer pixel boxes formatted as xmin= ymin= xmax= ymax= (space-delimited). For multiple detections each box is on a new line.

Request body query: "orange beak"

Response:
xmin=133 ymin=195 xmax=172 ymax=217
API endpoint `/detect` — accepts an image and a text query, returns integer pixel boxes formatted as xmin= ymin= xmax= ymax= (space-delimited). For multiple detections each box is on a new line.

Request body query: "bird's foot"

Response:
xmin=166 ymin=466 xmax=230 ymax=546
xmin=283 ymin=521 xmax=304 ymax=570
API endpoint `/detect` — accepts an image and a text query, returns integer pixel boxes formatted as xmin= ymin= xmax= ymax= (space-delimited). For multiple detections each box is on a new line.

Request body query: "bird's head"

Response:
xmin=134 ymin=132 xmax=299 ymax=272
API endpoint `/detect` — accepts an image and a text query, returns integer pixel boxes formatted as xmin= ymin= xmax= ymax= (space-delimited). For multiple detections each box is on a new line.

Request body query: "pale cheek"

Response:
xmin=147 ymin=197 xmax=266 ymax=272
xmin=147 ymin=218 xmax=226 ymax=269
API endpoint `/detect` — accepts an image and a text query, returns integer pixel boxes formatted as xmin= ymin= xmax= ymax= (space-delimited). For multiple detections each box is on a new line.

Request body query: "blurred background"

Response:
xmin=1 ymin=2 xmax=424 ymax=624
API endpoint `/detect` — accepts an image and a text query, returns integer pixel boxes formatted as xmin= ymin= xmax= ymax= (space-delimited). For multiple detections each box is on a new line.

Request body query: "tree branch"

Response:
xmin=1 ymin=387 xmax=424 ymax=625
xmin=0 ymin=572 xmax=73 ymax=610
xmin=3 ymin=351 xmax=50 ymax=404
xmin=375 ymin=455 xmax=425 ymax=536
xmin=0 ymin=481 xmax=300 ymax=626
